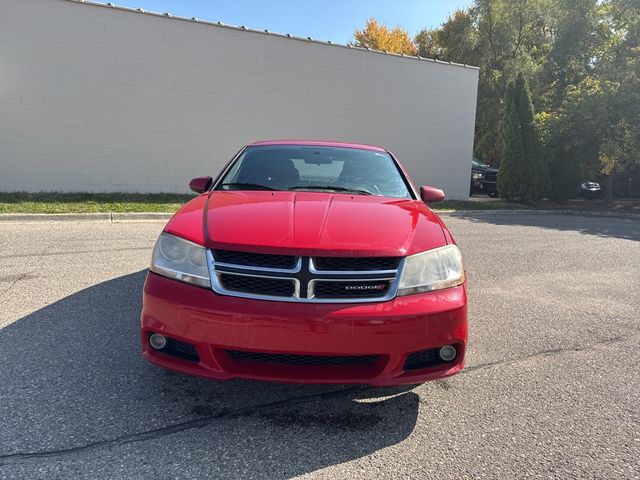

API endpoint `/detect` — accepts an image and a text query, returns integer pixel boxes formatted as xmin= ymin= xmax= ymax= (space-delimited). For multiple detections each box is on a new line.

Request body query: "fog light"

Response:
xmin=438 ymin=345 xmax=457 ymax=362
xmin=149 ymin=333 xmax=168 ymax=350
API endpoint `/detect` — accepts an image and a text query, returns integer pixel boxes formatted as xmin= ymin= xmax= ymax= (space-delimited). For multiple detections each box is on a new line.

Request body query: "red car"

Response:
xmin=141 ymin=140 xmax=467 ymax=386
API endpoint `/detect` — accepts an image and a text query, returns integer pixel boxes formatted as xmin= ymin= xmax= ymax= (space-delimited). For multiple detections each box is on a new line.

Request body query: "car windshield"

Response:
xmin=216 ymin=145 xmax=412 ymax=198
xmin=472 ymin=159 xmax=490 ymax=168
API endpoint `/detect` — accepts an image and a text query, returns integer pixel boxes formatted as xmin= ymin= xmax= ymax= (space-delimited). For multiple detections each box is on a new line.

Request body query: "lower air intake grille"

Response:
xmin=219 ymin=273 xmax=295 ymax=297
xmin=164 ymin=338 xmax=199 ymax=362
xmin=226 ymin=350 xmax=378 ymax=366
xmin=403 ymin=348 xmax=445 ymax=371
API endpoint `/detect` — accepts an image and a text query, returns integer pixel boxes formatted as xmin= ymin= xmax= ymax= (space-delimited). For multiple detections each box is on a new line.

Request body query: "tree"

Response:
xmin=415 ymin=10 xmax=479 ymax=65
xmin=356 ymin=1 xmax=640 ymax=198
xmin=540 ymin=0 xmax=601 ymax=109
xmin=413 ymin=1 xmax=553 ymax=166
xmin=537 ymin=111 xmax=581 ymax=203
xmin=473 ymin=0 xmax=552 ymax=165
xmin=353 ymin=18 xmax=417 ymax=55
xmin=539 ymin=0 xmax=640 ymax=201
xmin=498 ymin=73 xmax=545 ymax=203
xmin=596 ymin=0 xmax=640 ymax=199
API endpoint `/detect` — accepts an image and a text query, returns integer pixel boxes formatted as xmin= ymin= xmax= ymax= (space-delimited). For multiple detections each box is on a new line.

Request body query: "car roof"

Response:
xmin=248 ymin=140 xmax=387 ymax=152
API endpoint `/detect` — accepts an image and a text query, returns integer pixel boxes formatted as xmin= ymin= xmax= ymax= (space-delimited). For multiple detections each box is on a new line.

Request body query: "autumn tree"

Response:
xmin=353 ymin=18 xmax=417 ymax=55
xmin=415 ymin=10 xmax=479 ymax=64
xmin=356 ymin=0 xmax=640 ymax=198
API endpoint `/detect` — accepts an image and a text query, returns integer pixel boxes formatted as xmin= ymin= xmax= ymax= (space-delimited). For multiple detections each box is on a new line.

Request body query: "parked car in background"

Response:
xmin=470 ymin=159 xmax=499 ymax=197
xmin=580 ymin=181 xmax=602 ymax=199
xmin=140 ymin=140 xmax=468 ymax=386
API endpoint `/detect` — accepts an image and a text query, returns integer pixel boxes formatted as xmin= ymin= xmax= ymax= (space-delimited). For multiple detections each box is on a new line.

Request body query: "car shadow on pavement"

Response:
xmin=0 ymin=271 xmax=419 ymax=478
xmin=446 ymin=211 xmax=640 ymax=241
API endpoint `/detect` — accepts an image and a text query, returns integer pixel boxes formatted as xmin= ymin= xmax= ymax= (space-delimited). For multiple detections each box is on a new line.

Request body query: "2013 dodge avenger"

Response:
xmin=140 ymin=140 xmax=468 ymax=386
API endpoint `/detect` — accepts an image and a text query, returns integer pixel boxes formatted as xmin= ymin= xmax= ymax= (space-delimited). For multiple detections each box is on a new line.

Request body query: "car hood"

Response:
xmin=165 ymin=191 xmax=448 ymax=257
xmin=472 ymin=165 xmax=498 ymax=174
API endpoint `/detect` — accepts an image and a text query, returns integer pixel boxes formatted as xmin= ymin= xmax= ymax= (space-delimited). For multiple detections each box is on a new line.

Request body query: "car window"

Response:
xmin=217 ymin=145 xmax=413 ymax=198
xmin=472 ymin=159 xmax=490 ymax=168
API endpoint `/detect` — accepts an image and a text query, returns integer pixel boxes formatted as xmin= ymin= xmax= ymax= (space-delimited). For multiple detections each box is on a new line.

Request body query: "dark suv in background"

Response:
xmin=470 ymin=159 xmax=499 ymax=197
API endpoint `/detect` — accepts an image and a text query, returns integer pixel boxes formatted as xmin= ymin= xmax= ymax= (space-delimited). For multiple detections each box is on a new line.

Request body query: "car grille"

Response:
xmin=226 ymin=350 xmax=378 ymax=366
xmin=484 ymin=172 xmax=497 ymax=183
xmin=218 ymin=273 xmax=296 ymax=297
xmin=212 ymin=249 xmax=297 ymax=269
xmin=208 ymin=250 xmax=402 ymax=303
xmin=313 ymin=256 xmax=400 ymax=271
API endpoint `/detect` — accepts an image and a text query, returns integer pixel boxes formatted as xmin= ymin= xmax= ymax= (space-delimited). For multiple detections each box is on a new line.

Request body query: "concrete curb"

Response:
xmin=0 ymin=209 xmax=639 ymax=223
xmin=111 ymin=212 xmax=174 ymax=222
xmin=0 ymin=212 xmax=173 ymax=223
xmin=437 ymin=209 xmax=640 ymax=220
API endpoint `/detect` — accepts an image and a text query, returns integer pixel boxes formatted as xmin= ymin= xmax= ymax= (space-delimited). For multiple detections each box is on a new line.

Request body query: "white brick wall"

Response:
xmin=0 ymin=0 xmax=479 ymax=197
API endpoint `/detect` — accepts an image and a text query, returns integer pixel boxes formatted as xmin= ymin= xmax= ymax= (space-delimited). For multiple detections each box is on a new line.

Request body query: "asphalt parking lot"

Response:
xmin=1 ymin=212 xmax=639 ymax=479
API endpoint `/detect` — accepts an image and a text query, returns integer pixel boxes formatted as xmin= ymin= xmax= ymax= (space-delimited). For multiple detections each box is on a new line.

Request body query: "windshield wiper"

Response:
xmin=219 ymin=182 xmax=276 ymax=191
xmin=288 ymin=185 xmax=373 ymax=195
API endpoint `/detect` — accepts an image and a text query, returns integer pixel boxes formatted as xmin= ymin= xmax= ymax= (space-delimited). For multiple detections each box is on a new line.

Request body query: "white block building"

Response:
xmin=0 ymin=0 xmax=479 ymax=198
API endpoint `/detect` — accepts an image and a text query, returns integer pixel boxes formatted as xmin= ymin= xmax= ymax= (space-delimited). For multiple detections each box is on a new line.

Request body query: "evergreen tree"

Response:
xmin=498 ymin=73 xmax=545 ymax=203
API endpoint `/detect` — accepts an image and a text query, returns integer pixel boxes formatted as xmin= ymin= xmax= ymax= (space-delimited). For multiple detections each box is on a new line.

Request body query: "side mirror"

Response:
xmin=189 ymin=176 xmax=213 ymax=194
xmin=420 ymin=186 xmax=445 ymax=203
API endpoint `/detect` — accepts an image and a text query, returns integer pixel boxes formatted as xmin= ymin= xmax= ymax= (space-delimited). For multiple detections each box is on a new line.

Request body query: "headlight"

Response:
xmin=150 ymin=233 xmax=211 ymax=288
xmin=397 ymin=245 xmax=464 ymax=296
xmin=472 ymin=172 xmax=484 ymax=180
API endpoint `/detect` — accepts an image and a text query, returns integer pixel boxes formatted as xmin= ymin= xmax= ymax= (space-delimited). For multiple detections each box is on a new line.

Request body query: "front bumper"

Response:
xmin=472 ymin=179 xmax=498 ymax=195
xmin=140 ymin=272 xmax=468 ymax=386
xmin=580 ymin=189 xmax=602 ymax=198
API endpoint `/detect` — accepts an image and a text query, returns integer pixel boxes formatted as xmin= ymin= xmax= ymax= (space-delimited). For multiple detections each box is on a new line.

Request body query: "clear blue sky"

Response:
xmin=102 ymin=0 xmax=473 ymax=44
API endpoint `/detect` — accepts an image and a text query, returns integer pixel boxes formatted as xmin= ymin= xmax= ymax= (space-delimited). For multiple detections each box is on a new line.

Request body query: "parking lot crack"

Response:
xmin=0 ymin=273 xmax=31 ymax=300
xmin=1 ymin=334 xmax=637 ymax=466
xmin=0 ymin=386 xmax=361 ymax=466
xmin=462 ymin=330 xmax=640 ymax=375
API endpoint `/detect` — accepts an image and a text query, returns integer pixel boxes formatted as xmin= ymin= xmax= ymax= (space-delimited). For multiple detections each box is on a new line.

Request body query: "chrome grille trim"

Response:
xmin=212 ymin=256 xmax=302 ymax=274
xmin=308 ymin=257 xmax=399 ymax=276
xmin=206 ymin=250 xmax=404 ymax=303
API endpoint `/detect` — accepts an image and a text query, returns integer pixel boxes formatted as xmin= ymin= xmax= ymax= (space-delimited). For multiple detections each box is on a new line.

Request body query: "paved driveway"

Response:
xmin=0 ymin=213 xmax=638 ymax=479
